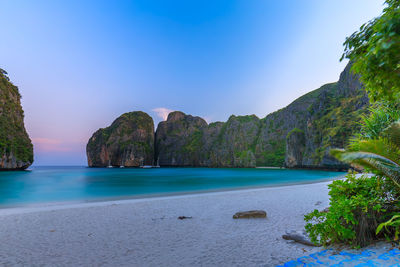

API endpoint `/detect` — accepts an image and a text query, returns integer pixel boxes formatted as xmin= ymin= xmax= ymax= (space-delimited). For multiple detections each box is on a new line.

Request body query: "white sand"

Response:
xmin=0 ymin=181 xmax=333 ymax=266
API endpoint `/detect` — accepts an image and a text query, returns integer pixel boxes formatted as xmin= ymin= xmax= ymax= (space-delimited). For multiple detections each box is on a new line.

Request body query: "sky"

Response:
xmin=0 ymin=0 xmax=385 ymax=166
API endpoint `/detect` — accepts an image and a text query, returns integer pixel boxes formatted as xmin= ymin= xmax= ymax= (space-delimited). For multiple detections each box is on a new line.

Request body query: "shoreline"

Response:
xmin=0 ymin=180 xmax=334 ymax=266
xmin=0 ymin=177 xmax=344 ymax=213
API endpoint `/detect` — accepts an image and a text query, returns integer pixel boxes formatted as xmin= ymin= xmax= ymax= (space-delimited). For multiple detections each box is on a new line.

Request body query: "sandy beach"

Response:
xmin=0 ymin=181 xmax=333 ymax=266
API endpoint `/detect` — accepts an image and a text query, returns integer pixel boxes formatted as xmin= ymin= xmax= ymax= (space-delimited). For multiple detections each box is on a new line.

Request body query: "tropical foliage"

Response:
xmin=341 ymin=0 xmax=400 ymax=102
xmin=305 ymin=0 xmax=400 ymax=247
xmin=305 ymin=107 xmax=400 ymax=247
xmin=305 ymin=173 xmax=398 ymax=247
xmin=357 ymin=103 xmax=400 ymax=139
xmin=329 ymin=117 xmax=400 ymax=244
xmin=331 ymin=119 xmax=400 ymax=189
xmin=376 ymin=214 xmax=400 ymax=241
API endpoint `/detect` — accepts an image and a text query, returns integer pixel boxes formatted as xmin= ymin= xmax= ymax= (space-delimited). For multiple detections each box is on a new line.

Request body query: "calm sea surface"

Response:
xmin=0 ymin=166 xmax=345 ymax=206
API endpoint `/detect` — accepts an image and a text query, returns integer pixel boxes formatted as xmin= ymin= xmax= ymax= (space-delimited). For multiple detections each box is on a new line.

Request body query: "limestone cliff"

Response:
xmin=287 ymin=63 xmax=368 ymax=169
xmin=285 ymin=129 xmax=306 ymax=168
xmin=86 ymin=111 xmax=154 ymax=167
xmin=0 ymin=69 xmax=33 ymax=170
xmin=155 ymin=111 xmax=207 ymax=166
xmin=154 ymin=113 xmax=261 ymax=167
xmin=87 ymin=63 xmax=368 ymax=169
xmin=206 ymin=115 xmax=260 ymax=167
xmin=155 ymin=62 xmax=368 ymax=169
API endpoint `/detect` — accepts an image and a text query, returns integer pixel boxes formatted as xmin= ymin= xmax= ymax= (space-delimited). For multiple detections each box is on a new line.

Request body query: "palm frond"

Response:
xmin=331 ymin=118 xmax=400 ymax=191
xmin=330 ymin=148 xmax=400 ymax=189
xmin=361 ymin=159 xmax=400 ymax=188
xmin=347 ymin=138 xmax=400 ymax=164
xmin=383 ymin=120 xmax=400 ymax=149
xmin=334 ymin=151 xmax=398 ymax=166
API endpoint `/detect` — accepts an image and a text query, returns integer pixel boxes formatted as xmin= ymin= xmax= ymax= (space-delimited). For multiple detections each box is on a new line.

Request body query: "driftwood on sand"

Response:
xmin=282 ymin=231 xmax=320 ymax=247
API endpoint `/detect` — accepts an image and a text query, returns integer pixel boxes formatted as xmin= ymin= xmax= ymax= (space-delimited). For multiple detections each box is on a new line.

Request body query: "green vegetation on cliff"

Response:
xmin=256 ymin=140 xmax=285 ymax=167
xmin=261 ymin=75 xmax=368 ymax=168
xmin=182 ymin=130 xmax=203 ymax=153
xmin=154 ymin=64 xmax=368 ymax=169
xmin=86 ymin=111 xmax=154 ymax=167
xmin=307 ymin=82 xmax=368 ymax=164
xmin=90 ymin=62 xmax=368 ymax=169
xmin=0 ymin=69 xmax=33 ymax=167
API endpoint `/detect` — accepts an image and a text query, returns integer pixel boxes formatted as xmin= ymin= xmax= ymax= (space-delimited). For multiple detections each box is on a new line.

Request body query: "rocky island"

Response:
xmin=87 ymin=63 xmax=368 ymax=169
xmin=0 ymin=69 xmax=33 ymax=170
xmin=86 ymin=111 xmax=154 ymax=167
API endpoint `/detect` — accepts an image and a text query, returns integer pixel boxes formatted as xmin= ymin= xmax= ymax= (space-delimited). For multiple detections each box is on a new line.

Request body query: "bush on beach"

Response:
xmin=305 ymin=173 xmax=400 ymax=247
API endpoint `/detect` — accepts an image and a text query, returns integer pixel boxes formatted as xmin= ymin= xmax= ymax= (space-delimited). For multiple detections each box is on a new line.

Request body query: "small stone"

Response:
xmin=232 ymin=210 xmax=267 ymax=219
xmin=321 ymin=207 xmax=329 ymax=213
xmin=178 ymin=216 xmax=192 ymax=220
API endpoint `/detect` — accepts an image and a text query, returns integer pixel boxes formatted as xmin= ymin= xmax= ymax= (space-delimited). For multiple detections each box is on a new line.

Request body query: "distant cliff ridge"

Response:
xmin=87 ymin=63 xmax=369 ymax=169
xmin=155 ymin=113 xmax=262 ymax=167
xmin=0 ymin=69 xmax=33 ymax=170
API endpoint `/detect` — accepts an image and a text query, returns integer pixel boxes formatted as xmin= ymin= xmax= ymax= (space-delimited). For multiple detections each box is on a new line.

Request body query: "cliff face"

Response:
xmin=289 ymin=63 xmax=368 ymax=169
xmin=206 ymin=115 xmax=260 ymax=167
xmin=155 ymin=63 xmax=368 ymax=169
xmin=87 ymin=63 xmax=368 ymax=169
xmin=155 ymin=111 xmax=207 ymax=166
xmin=86 ymin=111 xmax=154 ymax=167
xmin=154 ymin=113 xmax=261 ymax=167
xmin=0 ymin=69 xmax=33 ymax=170
xmin=285 ymin=129 xmax=306 ymax=168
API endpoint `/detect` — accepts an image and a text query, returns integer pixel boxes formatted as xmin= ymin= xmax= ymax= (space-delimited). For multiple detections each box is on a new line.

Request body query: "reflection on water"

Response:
xmin=0 ymin=166 xmax=345 ymax=206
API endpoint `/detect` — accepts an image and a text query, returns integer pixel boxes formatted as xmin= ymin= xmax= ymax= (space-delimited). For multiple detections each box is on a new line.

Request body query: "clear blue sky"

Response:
xmin=0 ymin=0 xmax=384 ymax=166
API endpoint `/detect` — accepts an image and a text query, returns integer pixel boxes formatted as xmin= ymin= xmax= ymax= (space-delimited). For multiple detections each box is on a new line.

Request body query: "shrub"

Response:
xmin=305 ymin=172 xmax=400 ymax=247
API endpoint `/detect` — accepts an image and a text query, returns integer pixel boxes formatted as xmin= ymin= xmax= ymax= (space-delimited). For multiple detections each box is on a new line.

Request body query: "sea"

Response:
xmin=0 ymin=166 xmax=345 ymax=206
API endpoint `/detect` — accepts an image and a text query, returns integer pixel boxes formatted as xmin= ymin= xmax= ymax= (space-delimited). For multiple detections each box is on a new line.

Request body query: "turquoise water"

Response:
xmin=0 ymin=166 xmax=344 ymax=206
